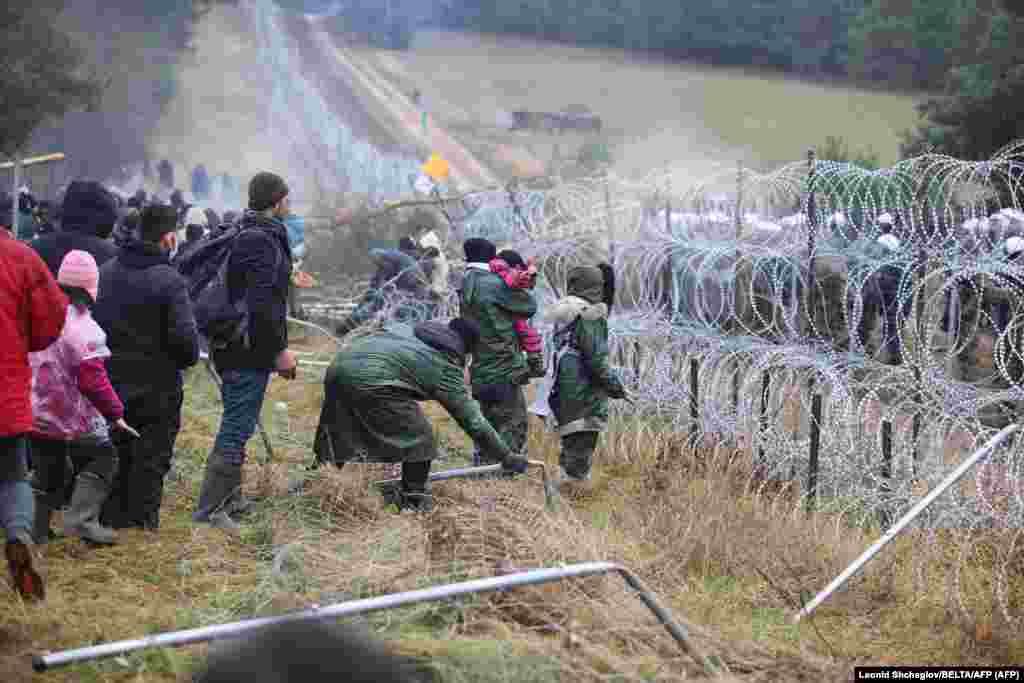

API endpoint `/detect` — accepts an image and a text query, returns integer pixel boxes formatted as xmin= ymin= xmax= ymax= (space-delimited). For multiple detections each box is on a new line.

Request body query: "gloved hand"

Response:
xmin=335 ymin=319 xmax=354 ymax=338
xmin=526 ymin=352 xmax=546 ymax=378
xmin=501 ymin=453 xmax=529 ymax=475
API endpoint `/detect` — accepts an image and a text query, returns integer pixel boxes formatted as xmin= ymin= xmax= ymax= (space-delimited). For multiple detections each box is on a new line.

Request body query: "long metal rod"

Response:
xmin=34 ymin=561 xmax=721 ymax=676
xmin=794 ymin=423 xmax=1020 ymax=622
xmin=373 ymin=460 xmax=558 ymax=511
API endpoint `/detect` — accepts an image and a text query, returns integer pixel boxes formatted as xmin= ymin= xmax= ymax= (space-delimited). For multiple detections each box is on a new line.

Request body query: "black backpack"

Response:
xmin=176 ymin=223 xmax=281 ymax=351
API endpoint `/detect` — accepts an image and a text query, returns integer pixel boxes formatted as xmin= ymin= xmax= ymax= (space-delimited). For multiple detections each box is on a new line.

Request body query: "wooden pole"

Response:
xmin=880 ymin=419 xmax=894 ymax=527
xmin=805 ymin=149 xmax=818 ymax=341
xmin=806 ymin=393 xmax=822 ymax=513
xmin=758 ymin=370 xmax=771 ymax=471
xmin=604 ymin=167 xmax=615 ymax=269
xmin=733 ymin=161 xmax=744 ymax=412
xmin=690 ymin=358 xmax=700 ymax=444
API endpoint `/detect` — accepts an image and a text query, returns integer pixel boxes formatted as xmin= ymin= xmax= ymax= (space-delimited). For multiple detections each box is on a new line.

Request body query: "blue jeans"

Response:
xmin=213 ymin=369 xmax=272 ymax=465
xmin=0 ymin=435 xmax=33 ymax=541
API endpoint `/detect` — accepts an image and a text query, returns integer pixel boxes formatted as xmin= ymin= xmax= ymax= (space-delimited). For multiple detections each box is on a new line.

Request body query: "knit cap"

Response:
xmin=248 ymin=172 xmax=290 ymax=211
xmin=58 ymin=250 xmax=99 ymax=303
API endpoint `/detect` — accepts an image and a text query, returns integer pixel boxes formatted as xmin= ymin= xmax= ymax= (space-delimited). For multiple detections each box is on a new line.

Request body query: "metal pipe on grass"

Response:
xmin=373 ymin=460 xmax=560 ymax=512
xmin=33 ymin=561 xmax=723 ymax=676
xmin=794 ymin=423 xmax=1020 ymax=623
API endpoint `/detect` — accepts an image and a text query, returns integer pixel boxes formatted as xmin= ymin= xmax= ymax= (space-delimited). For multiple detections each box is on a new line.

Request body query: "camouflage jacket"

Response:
xmin=320 ymin=322 xmax=512 ymax=462
xmin=459 ymin=265 xmax=537 ymax=393
xmin=545 ymin=296 xmax=624 ymax=435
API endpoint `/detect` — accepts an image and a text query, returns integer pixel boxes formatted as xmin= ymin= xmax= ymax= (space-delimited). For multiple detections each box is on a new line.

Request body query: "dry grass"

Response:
xmin=3 ymin=325 xmax=1023 ymax=681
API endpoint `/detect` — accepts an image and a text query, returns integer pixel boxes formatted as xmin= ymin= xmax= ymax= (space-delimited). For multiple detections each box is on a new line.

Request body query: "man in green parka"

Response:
xmin=312 ymin=317 xmax=528 ymax=511
xmin=543 ymin=263 xmax=627 ymax=483
xmin=458 ymin=238 xmax=539 ymax=467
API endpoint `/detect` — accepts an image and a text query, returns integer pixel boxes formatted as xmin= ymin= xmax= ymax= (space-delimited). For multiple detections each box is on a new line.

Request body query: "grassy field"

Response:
xmin=358 ymin=29 xmax=922 ymax=185
xmin=2 ymin=322 xmax=1022 ymax=682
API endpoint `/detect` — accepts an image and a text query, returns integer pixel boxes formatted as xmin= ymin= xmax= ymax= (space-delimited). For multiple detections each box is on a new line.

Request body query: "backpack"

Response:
xmin=176 ymin=223 xmax=282 ymax=351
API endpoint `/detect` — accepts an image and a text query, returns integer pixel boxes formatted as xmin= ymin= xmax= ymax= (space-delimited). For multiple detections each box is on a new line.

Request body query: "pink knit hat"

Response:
xmin=58 ymin=250 xmax=99 ymax=302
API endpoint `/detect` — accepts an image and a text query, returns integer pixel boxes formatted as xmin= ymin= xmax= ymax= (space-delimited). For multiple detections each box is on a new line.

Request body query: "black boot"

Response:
xmin=192 ymin=451 xmax=242 ymax=532
xmin=32 ymin=490 xmax=60 ymax=545
xmin=62 ymin=473 xmax=117 ymax=545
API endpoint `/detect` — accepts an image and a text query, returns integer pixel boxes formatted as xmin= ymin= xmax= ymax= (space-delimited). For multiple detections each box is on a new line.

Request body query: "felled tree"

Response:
xmin=0 ymin=2 xmax=104 ymax=159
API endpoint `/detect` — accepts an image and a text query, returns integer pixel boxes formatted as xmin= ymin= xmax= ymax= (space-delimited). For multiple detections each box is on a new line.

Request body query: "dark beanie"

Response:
xmin=449 ymin=317 xmax=481 ymax=355
xmin=61 ymin=180 xmax=118 ymax=235
xmin=496 ymin=249 xmax=526 ymax=269
xmin=463 ymin=237 xmax=496 ymax=264
xmin=248 ymin=172 xmax=290 ymax=211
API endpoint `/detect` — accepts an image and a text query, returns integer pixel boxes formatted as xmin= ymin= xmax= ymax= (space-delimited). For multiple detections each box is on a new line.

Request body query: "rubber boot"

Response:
xmin=5 ymin=529 xmax=44 ymax=601
xmin=400 ymin=488 xmax=434 ymax=513
xmin=192 ymin=451 xmax=242 ymax=533
xmin=62 ymin=473 xmax=117 ymax=545
xmin=32 ymin=491 xmax=59 ymax=545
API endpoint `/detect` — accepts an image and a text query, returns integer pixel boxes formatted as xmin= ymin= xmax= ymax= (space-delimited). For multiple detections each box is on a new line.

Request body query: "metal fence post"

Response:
xmin=880 ymin=419 xmax=894 ymax=527
xmin=757 ymin=370 xmax=771 ymax=470
xmin=795 ymin=424 xmax=1020 ymax=622
xmin=806 ymin=393 xmax=822 ymax=513
xmin=690 ymin=358 xmax=700 ymax=444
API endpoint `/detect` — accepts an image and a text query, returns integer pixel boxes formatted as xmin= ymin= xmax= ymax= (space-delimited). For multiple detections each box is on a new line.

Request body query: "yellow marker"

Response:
xmin=421 ymin=153 xmax=450 ymax=180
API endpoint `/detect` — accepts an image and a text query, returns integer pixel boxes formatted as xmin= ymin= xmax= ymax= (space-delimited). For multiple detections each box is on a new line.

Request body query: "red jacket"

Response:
xmin=0 ymin=231 xmax=68 ymax=437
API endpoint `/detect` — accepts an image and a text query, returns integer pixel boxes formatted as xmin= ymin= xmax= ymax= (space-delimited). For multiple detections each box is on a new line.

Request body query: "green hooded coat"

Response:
xmin=459 ymin=265 xmax=538 ymax=393
xmin=313 ymin=322 xmax=512 ymax=465
xmin=545 ymin=266 xmax=624 ymax=436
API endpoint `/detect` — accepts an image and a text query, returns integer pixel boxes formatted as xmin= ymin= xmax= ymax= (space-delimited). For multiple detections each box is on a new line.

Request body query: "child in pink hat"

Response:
xmin=28 ymin=250 xmax=138 ymax=546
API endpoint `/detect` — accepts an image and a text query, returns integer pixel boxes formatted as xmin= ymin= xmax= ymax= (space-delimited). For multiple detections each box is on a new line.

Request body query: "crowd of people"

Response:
xmin=0 ymin=170 xmax=627 ymax=609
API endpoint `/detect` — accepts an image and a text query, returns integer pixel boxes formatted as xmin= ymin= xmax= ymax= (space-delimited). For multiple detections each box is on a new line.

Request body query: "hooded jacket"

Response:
xmin=459 ymin=265 xmax=537 ymax=393
xmin=546 ymin=266 xmax=624 ymax=435
xmin=0 ymin=231 xmax=68 ymax=437
xmin=419 ymin=230 xmax=449 ymax=298
xmin=211 ymin=210 xmax=292 ymax=372
xmin=31 ymin=187 xmax=119 ymax=279
xmin=314 ymin=321 xmax=512 ymax=465
xmin=32 ymin=229 xmax=119 ymax=280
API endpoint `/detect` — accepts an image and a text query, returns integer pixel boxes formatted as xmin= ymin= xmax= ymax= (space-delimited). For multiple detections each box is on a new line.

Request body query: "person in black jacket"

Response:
xmin=94 ymin=204 xmax=200 ymax=530
xmin=192 ymin=172 xmax=297 ymax=532
xmin=31 ymin=181 xmax=119 ymax=278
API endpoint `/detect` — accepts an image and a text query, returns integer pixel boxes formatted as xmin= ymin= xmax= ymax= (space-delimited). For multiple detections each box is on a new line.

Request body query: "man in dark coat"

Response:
xmin=855 ymin=233 xmax=908 ymax=365
xmin=192 ymin=172 xmax=297 ymax=532
xmin=313 ymin=318 xmax=528 ymax=512
xmin=459 ymin=238 xmax=538 ymax=468
xmin=94 ymin=204 xmax=200 ymax=530
xmin=31 ymin=180 xmax=119 ymax=278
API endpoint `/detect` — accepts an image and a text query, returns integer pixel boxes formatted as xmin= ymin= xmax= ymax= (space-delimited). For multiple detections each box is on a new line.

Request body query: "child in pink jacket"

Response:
xmin=490 ymin=250 xmax=545 ymax=378
xmin=29 ymin=250 xmax=138 ymax=546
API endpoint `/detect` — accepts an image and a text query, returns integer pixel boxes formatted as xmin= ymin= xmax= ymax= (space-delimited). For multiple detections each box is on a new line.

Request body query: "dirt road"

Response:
xmin=303 ymin=16 xmax=501 ymax=190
